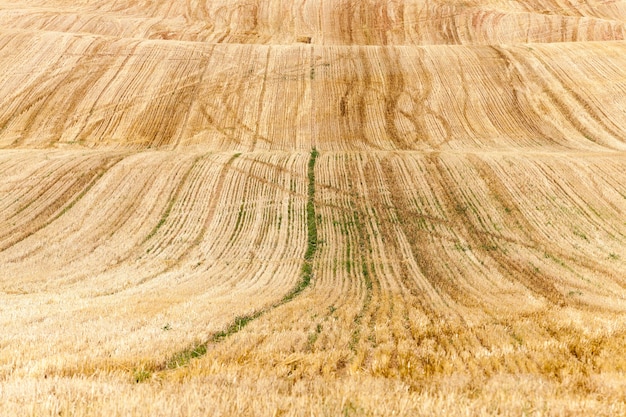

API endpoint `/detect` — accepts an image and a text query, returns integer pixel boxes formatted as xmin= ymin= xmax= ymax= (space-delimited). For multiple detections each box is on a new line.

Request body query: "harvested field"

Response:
xmin=1 ymin=0 xmax=626 ymax=416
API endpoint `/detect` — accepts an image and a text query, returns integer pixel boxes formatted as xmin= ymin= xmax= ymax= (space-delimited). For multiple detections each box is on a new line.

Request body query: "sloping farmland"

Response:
xmin=1 ymin=0 xmax=626 ymax=416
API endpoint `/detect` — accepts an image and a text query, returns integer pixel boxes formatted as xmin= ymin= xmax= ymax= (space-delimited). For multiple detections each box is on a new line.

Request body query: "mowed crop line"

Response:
xmin=0 ymin=154 xmax=214 ymax=309
xmin=0 ymin=152 xmax=126 ymax=254
xmin=0 ymin=153 xmax=99 ymax=227
xmin=129 ymin=152 xmax=303 ymax=290
xmin=153 ymin=149 xmax=319 ymax=374
xmin=1 ymin=29 xmax=626 ymax=152
xmin=161 ymin=150 xmax=626 ymax=394
xmin=0 ymin=150 xmax=319 ymax=379
xmin=471 ymin=154 xmax=626 ymax=290
xmin=2 ymin=0 xmax=626 ymax=414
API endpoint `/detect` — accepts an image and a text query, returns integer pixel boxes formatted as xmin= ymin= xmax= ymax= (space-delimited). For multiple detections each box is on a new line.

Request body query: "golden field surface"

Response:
xmin=1 ymin=0 xmax=626 ymax=415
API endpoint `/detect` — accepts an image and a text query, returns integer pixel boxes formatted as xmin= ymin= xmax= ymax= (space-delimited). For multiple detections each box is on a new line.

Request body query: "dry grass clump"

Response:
xmin=2 ymin=373 xmax=626 ymax=416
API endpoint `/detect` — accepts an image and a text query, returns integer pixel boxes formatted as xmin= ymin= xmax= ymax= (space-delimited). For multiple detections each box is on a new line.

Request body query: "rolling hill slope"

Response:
xmin=1 ymin=1 xmax=626 ymax=415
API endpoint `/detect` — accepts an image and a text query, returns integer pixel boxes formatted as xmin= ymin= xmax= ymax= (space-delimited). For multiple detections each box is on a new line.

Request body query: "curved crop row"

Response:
xmin=1 ymin=29 xmax=626 ymax=151
xmin=0 ymin=150 xmax=310 ymax=379
xmin=175 ymin=151 xmax=626 ymax=390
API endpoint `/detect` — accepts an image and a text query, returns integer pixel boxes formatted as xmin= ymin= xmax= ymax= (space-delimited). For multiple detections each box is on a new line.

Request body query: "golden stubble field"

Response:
xmin=1 ymin=0 xmax=626 ymax=415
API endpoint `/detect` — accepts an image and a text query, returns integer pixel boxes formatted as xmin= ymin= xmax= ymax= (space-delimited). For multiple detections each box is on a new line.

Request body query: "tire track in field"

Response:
xmin=374 ymin=156 xmax=461 ymax=318
xmin=380 ymin=47 xmax=411 ymax=150
xmin=487 ymin=46 xmax=568 ymax=149
xmin=250 ymin=46 xmax=272 ymax=151
xmin=431 ymin=154 xmax=567 ymax=306
xmin=470 ymin=155 xmax=626 ymax=292
xmin=498 ymin=45 xmax=626 ymax=149
xmin=379 ymin=154 xmax=478 ymax=308
xmin=172 ymin=45 xmax=215 ymax=148
xmin=11 ymin=36 xmax=105 ymax=147
xmin=73 ymin=40 xmax=143 ymax=144
xmin=531 ymin=46 xmax=626 ymax=143
xmin=394 ymin=47 xmax=443 ymax=150
xmin=356 ymin=155 xmax=437 ymax=374
xmin=338 ymin=47 xmax=373 ymax=150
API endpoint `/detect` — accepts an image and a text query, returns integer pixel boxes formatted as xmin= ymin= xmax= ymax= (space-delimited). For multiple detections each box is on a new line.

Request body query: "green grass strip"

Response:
xmin=283 ymin=147 xmax=318 ymax=302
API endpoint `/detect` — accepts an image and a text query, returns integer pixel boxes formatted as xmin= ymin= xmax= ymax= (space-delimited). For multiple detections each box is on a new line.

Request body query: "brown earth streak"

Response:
xmin=1 ymin=0 xmax=626 ymax=416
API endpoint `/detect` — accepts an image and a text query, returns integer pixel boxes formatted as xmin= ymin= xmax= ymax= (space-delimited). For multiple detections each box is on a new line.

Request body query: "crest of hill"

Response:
xmin=0 ymin=0 xmax=625 ymax=151
xmin=1 ymin=0 xmax=625 ymax=44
